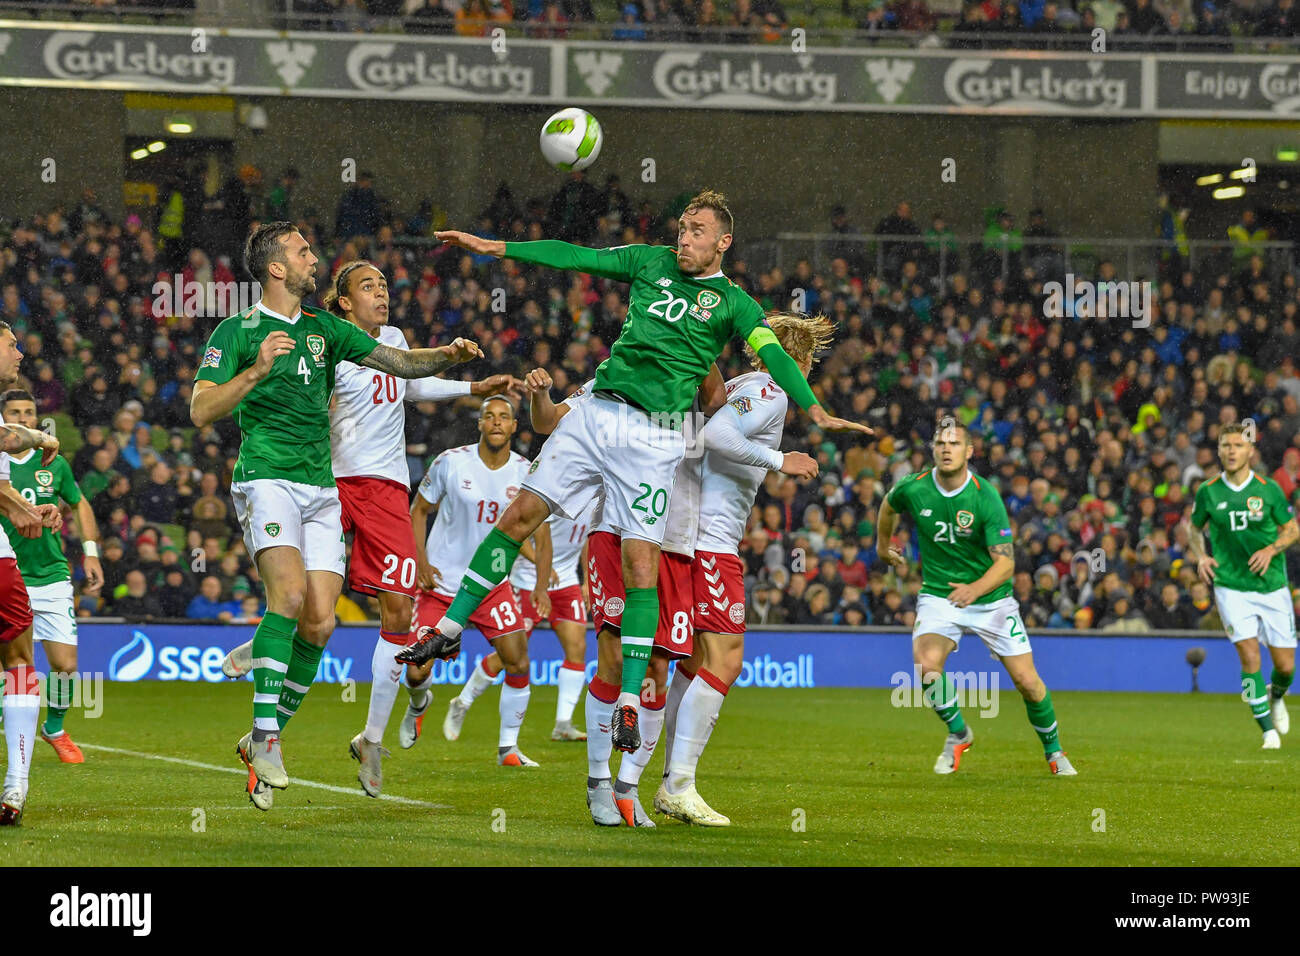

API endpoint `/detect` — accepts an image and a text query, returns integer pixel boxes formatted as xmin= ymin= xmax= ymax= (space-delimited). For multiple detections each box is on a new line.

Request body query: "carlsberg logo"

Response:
xmin=44 ymin=32 xmax=235 ymax=85
xmin=944 ymin=59 xmax=1128 ymax=110
xmin=346 ymin=44 xmax=533 ymax=95
xmin=653 ymin=52 xmax=836 ymax=104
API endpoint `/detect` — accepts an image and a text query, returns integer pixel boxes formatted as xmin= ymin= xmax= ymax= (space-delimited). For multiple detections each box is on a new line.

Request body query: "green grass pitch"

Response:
xmin=3 ymin=683 xmax=1294 ymax=866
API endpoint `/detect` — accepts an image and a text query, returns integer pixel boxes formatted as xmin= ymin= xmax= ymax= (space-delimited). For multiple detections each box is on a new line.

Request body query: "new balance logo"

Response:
xmin=657 ymin=277 xmax=673 ymax=287
xmin=864 ymin=58 xmax=915 ymax=103
xmin=1218 ymin=502 xmax=1227 ymax=509
xmin=265 ymin=41 xmax=317 ymax=86
xmin=921 ymin=509 xmax=932 ymax=516
xmin=573 ymin=51 xmax=623 ymax=95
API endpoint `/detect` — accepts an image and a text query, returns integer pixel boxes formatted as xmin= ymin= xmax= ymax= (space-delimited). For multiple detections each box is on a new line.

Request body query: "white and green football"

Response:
xmin=539 ymin=107 xmax=603 ymax=172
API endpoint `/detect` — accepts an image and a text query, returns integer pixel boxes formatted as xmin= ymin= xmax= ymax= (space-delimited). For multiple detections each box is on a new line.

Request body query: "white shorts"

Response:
xmin=524 ymin=393 xmax=686 ymax=547
xmin=27 ymin=579 xmax=76 ymax=646
xmin=913 ymin=593 xmax=1032 ymax=658
xmin=1215 ymin=585 xmax=1297 ymax=648
xmin=231 ymin=479 xmax=346 ymax=576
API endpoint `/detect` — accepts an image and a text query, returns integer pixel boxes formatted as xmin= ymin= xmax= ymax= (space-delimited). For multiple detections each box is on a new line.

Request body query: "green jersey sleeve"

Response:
xmin=885 ymin=476 xmax=912 ymax=514
xmin=57 ymin=457 xmax=82 ymax=506
xmin=1268 ymin=480 xmax=1294 ymax=526
xmin=982 ymin=482 xmax=1013 ymax=547
xmin=323 ymin=312 xmax=380 ymax=366
xmin=503 ymin=241 xmax=655 ymax=283
xmin=194 ymin=318 xmax=247 ymax=386
xmin=1190 ymin=483 xmax=1209 ymax=528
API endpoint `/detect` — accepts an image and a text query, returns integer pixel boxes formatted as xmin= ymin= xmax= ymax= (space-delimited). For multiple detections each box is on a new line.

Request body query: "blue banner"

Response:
xmin=64 ymin=623 xmax=1243 ymax=694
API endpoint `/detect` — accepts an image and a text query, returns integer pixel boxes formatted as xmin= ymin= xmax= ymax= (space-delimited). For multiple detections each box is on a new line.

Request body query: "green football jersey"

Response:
xmin=0 ymin=451 xmax=80 ymax=587
xmin=886 ymin=468 xmax=1013 ymax=604
xmin=195 ymin=303 xmax=378 ymax=487
xmin=503 ymin=241 xmax=767 ymax=416
xmin=1191 ymin=471 xmax=1293 ymax=593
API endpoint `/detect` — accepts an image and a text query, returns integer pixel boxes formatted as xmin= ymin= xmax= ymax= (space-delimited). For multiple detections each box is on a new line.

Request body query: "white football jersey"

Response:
xmin=0 ymin=452 xmax=12 ymax=561
xmin=416 ymin=444 xmax=531 ymax=597
xmin=510 ymin=507 xmax=591 ymax=591
xmin=696 ymin=372 xmax=788 ymax=555
xmin=332 ymin=324 xmax=471 ymax=486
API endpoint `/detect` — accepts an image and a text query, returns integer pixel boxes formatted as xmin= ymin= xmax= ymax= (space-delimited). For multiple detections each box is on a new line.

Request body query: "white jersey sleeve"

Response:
xmin=0 ymin=453 xmax=12 ymax=561
xmin=696 ymin=372 xmax=788 ymax=555
xmin=425 ymin=448 xmax=530 ymax=597
xmin=660 ymin=402 xmax=703 ymax=558
xmin=331 ymin=324 xmax=412 ymax=486
xmin=406 ymin=373 xmax=474 ymax=402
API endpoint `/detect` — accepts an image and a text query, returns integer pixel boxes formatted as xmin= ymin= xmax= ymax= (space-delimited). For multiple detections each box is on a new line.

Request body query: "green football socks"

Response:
xmin=619 ymin=587 xmax=658 ymax=703
xmin=446 ymin=527 xmax=522 ymax=626
xmin=1025 ymin=688 xmax=1062 ymax=754
xmin=1242 ymin=670 xmax=1275 ymax=731
xmin=277 ymin=632 xmax=324 ymax=731
xmin=923 ymin=672 xmax=968 ymax=736
xmin=252 ymin=611 xmax=296 ymax=737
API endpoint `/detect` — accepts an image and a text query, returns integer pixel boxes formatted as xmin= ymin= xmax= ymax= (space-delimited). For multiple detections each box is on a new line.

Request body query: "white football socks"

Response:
xmin=659 ymin=665 xmax=694 ymax=778
xmin=498 ymin=675 xmax=530 ymax=749
xmin=616 ymin=701 xmax=665 ymax=789
xmin=585 ymin=680 xmax=617 ymax=780
xmin=555 ymin=661 xmax=585 ymax=725
xmin=3 ymin=666 xmax=39 ymax=794
xmin=459 ymin=659 xmax=497 ymax=707
xmin=666 ymin=669 xmax=727 ymax=795
xmin=364 ymin=634 xmax=406 ymax=744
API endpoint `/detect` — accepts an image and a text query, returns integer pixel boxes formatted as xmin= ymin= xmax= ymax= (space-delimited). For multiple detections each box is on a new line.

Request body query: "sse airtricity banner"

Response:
xmin=71 ymin=624 xmax=1247 ymax=694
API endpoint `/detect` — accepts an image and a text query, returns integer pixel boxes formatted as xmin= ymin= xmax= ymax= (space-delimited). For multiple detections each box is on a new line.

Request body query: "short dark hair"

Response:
xmin=0 ymin=388 xmax=34 ymax=407
xmin=480 ymin=395 xmax=515 ymax=418
xmin=932 ymin=418 xmax=973 ymax=446
xmin=244 ymin=221 xmax=298 ymax=284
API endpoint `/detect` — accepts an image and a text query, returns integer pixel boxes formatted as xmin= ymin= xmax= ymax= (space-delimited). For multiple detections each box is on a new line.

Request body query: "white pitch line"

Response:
xmin=80 ymin=744 xmax=451 ymax=809
xmin=1233 ymin=759 xmax=1283 ymax=764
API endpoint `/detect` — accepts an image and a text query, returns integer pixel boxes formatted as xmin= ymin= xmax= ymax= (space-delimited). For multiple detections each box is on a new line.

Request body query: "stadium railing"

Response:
xmin=742 ymin=234 xmax=1299 ymax=286
xmin=2 ymin=0 xmax=1298 ymax=53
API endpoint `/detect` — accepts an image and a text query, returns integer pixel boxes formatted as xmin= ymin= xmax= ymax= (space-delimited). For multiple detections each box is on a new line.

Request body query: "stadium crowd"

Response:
xmin=3 ymin=170 xmax=1300 ymax=633
xmin=10 ymin=0 xmax=1296 ymax=45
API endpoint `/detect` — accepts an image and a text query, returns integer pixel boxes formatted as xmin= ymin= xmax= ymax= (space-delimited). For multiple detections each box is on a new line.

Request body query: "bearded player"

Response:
xmin=1186 ymin=423 xmax=1298 ymax=749
xmin=876 ymin=419 xmax=1077 ymax=777
xmin=399 ymin=191 xmax=871 ymax=760
xmin=193 ymin=222 xmax=483 ymax=811
xmin=406 ymin=395 xmax=551 ymax=767
xmin=220 ymin=259 xmax=521 ymax=797
xmin=652 ymin=312 xmax=826 ymax=826
xmin=0 ymin=322 xmax=65 ymax=824
xmin=0 ymin=389 xmax=103 ymax=765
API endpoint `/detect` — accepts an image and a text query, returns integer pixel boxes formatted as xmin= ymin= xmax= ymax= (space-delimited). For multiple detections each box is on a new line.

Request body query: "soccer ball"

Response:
xmin=539 ymin=108 xmax=603 ymax=172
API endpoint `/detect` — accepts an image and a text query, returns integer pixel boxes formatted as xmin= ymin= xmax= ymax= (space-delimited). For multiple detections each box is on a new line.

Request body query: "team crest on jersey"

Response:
xmin=264 ymin=522 xmax=281 ymax=538
xmin=201 ymin=346 xmax=222 ymax=369
xmin=34 ymin=470 xmax=53 ymax=487
xmin=506 ymin=486 xmax=519 ymax=500
xmin=729 ymin=603 xmax=745 ymax=624
xmin=306 ymin=334 xmax=327 ymax=366
xmin=528 ymin=460 xmax=540 ymax=474
xmin=604 ymin=597 xmax=625 ymax=616
xmin=697 ymin=290 xmax=721 ymax=310
xmin=729 ymin=397 xmax=753 ymax=415
xmin=956 ymin=510 xmax=974 ymax=529
xmin=1247 ymin=496 xmax=1263 ymax=516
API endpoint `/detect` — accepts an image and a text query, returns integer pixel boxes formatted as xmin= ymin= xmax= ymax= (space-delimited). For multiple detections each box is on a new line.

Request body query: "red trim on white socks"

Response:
xmin=379 ymin=630 xmax=412 ymax=646
xmin=504 ymin=673 xmax=529 ymax=689
xmin=561 ymin=660 xmax=585 ymax=671
xmin=587 ymin=676 xmax=619 ymax=703
xmin=698 ymin=668 xmax=730 ymax=696
xmin=3 ymin=665 xmax=38 ymax=696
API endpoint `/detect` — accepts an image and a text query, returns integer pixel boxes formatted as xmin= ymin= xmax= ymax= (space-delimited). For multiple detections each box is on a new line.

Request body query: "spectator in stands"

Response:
xmin=187 ymin=575 xmax=237 ymax=622
xmin=748 ymin=580 xmax=788 ymax=625
xmin=113 ymin=570 xmax=163 ymax=620
xmin=409 ymin=0 xmax=458 ymax=32
xmin=797 ymin=583 xmax=836 ymax=625
xmin=1258 ymin=0 xmax=1299 ymax=36
xmin=1147 ymin=581 xmax=1195 ymax=629
xmin=547 ymin=170 xmax=602 ymax=244
xmin=336 ymin=170 xmax=383 ymax=239
xmin=613 ymin=1 xmax=647 ymax=37
xmin=874 ymin=201 xmax=922 ymax=282
xmin=455 ymin=0 xmax=490 ymax=33
xmin=533 ymin=0 xmax=569 ymax=37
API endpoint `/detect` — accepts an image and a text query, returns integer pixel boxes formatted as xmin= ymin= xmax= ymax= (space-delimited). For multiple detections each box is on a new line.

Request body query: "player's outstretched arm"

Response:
xmin=363 ymin=337 xmax=482 ymax=380
xmin=745 ymin=327 xmax=872 ymax=436
xmin=697 ymin=404 xmax=817 ymax=481
xmin=436 ymin=230 xmax=640 ymax=282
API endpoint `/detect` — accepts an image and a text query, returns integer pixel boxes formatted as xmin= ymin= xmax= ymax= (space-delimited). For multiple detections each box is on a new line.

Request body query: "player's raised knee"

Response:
xmin=500 ymin=489 xmax=550 ymax=540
